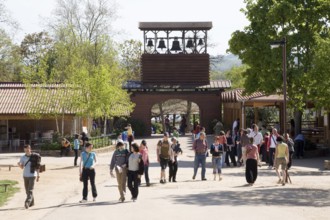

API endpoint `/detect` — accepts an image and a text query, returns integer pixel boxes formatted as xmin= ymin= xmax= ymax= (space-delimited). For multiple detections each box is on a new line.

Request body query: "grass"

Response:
xmin=0 ymin=180 xmax=19 ymax=207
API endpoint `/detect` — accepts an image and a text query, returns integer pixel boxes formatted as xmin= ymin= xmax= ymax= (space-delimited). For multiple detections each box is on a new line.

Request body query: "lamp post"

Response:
xmin=270 ymin=37 xmax=287 ymax=134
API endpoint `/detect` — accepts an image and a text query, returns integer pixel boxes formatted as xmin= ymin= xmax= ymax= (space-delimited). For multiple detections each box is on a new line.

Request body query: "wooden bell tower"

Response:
xmin=139 ymin=22 xmax=212 ymax=85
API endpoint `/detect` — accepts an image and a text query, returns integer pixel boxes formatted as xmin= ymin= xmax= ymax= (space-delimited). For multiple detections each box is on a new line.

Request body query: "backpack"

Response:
xmin=29 ymin=152 xmax=42 ymax=173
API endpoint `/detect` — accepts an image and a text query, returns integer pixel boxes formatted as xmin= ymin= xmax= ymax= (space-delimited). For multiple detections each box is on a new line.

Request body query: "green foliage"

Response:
xmin=224 ymin=65 xmax=248 ymax=89
xmin=0 ymin=180 xmax=19 ymax=207
xmin=40 ymin=142 xmax=61 ymax=151
xmin=0 ymin=29 xmax=22 ymax=81
xmin=229 ymin=0 xmax=330 ymax=112
xmin=90 ymin=128 xmax=102 ymax=137
xmin=118 ymin=39 xmax=142 ymax=81
xmin=151 ymin=122 xmax=162 ymax=134
xmin=308 ymin=36 xmax=330 ymax=110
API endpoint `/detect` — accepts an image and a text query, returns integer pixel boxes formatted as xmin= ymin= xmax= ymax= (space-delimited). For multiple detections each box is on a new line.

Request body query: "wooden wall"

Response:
xmin=141 ymin=54 xmax=210 ymax=85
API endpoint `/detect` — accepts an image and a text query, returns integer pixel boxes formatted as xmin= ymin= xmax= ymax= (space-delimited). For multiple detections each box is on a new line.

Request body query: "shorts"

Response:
xmin=159 ymin=157 xmax=169 ymax=170
xmin=275 ymin=157 xmax=287 ymax=170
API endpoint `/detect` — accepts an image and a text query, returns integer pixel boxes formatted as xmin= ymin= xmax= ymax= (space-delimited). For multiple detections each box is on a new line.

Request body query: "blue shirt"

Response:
xmin=74 ymin=139 xmax=80 ymax=150
xmin=294 ymin=134 xmax=304 ymax=142
xmin=81 ymin=151 xmax=96 ymax=168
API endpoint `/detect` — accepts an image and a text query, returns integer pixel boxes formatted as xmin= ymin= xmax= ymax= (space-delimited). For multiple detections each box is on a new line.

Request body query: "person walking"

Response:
xmin=80 ymin=132 xmax=89 ymax=152
xmin=79 ymin=143 xmax=97 ymax=203
xmin=218 ymin=131 xmax=227 ymax=167
xmin=249 ymin=124 xmax=263 ymax=161
xmin=126 ymin=124 xmax=134 ymax=149
xmin=127 ymin=143 xmax=144 ymax=202
xmin=139 ymin=140 xmax=150 ymax=186
xmin=244 ymin=138 xmax=259 ymax=186
xmin=17 ymin=144 xmax=41 ymax=209
xmin=192 ymin=132 xmax=208 ymax=181
xmin=267 ymin=128 xmax=279 ymax=168
xmin=210 ymin=136 xmax=223 ymax=181
xmin=168 ymin=137 xmax=183 ymax=182
xmin=294 ymin=133 xmax=305 ymax=159
xmin=240 ymin=129 xmax=250 ymax=166
xmin=225 ymin=130 xmax=237 ymax=167
xmin=156 ymin=132 xmax=173 ymax=184
xmin=284 ymin=133 xmax=294 ymax=169
xmin=110 ymin=141 xmax=129 ymax=202
xmin=274 ymin=136 xmax=289 ymax=185
xmin=73 ymin=134 xmax=80 ymax=166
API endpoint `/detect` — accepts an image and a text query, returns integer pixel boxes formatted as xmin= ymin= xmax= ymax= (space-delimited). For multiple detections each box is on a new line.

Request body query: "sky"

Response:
xmin=4 ymin=0 xmax=250 ymax=55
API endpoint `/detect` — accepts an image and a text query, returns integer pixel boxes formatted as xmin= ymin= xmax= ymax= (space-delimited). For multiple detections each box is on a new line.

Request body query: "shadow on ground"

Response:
xmin=168 ymin=187 xmax=330 ymax=207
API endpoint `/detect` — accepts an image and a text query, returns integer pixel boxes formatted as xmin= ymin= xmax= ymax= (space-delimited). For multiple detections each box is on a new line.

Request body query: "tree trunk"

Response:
xmin=294 ymin=110 xmax=303 ymax=137
xmin=55 ymin=116 xmax=59 ymax=134
xmin=158 ymin=103 xmax=165 ymax=133
xmin=103 ymin=116 xmax=107 ymax=136
xmin=61 ymin=108 xmax=65 ymax=136
xmin=186 ymin=101 xmax=192 ymax=133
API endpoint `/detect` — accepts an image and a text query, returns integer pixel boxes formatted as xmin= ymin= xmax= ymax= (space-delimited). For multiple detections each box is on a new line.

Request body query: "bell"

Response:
xmin=186 ymin=39 xmax=194 ymax=48
xmin=157 ymin=38 xmax=166 ymax=50
xmin=147 ymin=39 xmax=154 ymax=47
xmin=170 ymin=38 xmax=182 ymax=51
xmin=198 ymin=38 xmax=204 ymax=46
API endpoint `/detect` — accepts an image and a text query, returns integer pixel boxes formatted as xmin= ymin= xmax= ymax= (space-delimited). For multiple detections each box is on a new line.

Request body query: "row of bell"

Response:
xmin=147 ymin=38 xmax=204 ymax=51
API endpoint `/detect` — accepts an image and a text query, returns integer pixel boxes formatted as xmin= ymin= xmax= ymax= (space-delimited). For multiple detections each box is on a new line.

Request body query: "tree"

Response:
xmin=118 ymin=39 xmax=142 ymax=80
xmin=229 ymin=0 xmax=330 ymax=134
xmin=308 ymin=36 xmax=330 ymax=109
xmin=0 ymin=29 xmax=21 ymax=81
xmin=224 ymin=65 xmax=248 ymax=89
xmin=20 ymin=32 xmax=54 ymax=73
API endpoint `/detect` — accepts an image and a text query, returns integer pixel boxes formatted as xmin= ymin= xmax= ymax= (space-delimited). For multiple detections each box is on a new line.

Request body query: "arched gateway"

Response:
xmin=123 ymin=22 xmax=231 ymax=136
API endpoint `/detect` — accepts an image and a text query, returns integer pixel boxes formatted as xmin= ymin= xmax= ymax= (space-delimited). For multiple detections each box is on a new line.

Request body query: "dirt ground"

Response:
xmin=1 ymin=135 xmax=330 ymax=220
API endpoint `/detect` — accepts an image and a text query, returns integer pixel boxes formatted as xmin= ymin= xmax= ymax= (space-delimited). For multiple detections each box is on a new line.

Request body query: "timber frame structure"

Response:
xmin=123 ymin=22 xmax=231 ymax=136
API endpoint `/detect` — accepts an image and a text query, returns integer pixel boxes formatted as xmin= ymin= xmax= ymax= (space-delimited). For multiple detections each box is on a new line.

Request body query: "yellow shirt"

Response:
xmin=127 ymin=127 xmax=133 ymax=136
xmin=276 ymin=143 xmax=287 ymax=158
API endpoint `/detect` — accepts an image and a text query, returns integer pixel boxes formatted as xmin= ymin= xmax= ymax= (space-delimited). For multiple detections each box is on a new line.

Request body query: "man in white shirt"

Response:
xmin=248 ymin=124 xmax=263 ymax=163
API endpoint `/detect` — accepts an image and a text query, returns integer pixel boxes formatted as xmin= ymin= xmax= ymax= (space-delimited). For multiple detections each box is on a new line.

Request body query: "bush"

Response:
xmin=152 ymin=122 xmax=163 ymax=134
xmin=40 ymin=142 xmax=61 ymax=151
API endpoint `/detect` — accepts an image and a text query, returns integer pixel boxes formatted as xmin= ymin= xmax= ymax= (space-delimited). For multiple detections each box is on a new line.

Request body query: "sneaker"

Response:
xmin=24 ymin=201 xmax=29 ymax=209
xmin=192 ymin=175 xmax=196 ymax=180
xmin=79 ymin=199 xmax=87 ymax=203
xmin=202 ymin=178 xmax=207 ymax=181
xmin=146 ymin=183 xmax=151 ymax=187
xmin=132 ymin=197 xmax=137 ymax=202
xmin=160 ymin=180 xmax=164 ymax=184
xmin=119 ymin=197 xmax=125 ymax=203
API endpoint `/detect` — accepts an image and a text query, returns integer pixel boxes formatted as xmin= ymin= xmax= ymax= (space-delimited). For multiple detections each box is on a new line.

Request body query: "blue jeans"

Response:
xmin=212 ymin=156 xmax=222 ymax=174
xmin=144 ymin=165 xmax=150 ymax=184
xmin=193 ymin=154 xmax=206 ymax=179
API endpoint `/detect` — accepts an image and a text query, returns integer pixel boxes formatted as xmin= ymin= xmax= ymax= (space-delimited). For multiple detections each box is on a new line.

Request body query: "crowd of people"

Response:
xmin=17 ymin=120 xmax=305 ymax=208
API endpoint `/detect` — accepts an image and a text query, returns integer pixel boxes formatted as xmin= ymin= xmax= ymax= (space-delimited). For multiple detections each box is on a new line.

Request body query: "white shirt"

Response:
xmin=249 ymin=131 xmax=263 ymax=145
xmin=270 ymin=134 xmax=277 ymax=148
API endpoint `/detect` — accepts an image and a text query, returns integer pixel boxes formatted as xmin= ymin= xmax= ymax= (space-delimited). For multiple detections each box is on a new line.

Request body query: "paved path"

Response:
xmin=1 ymin=135 xmax=330 ymax=220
